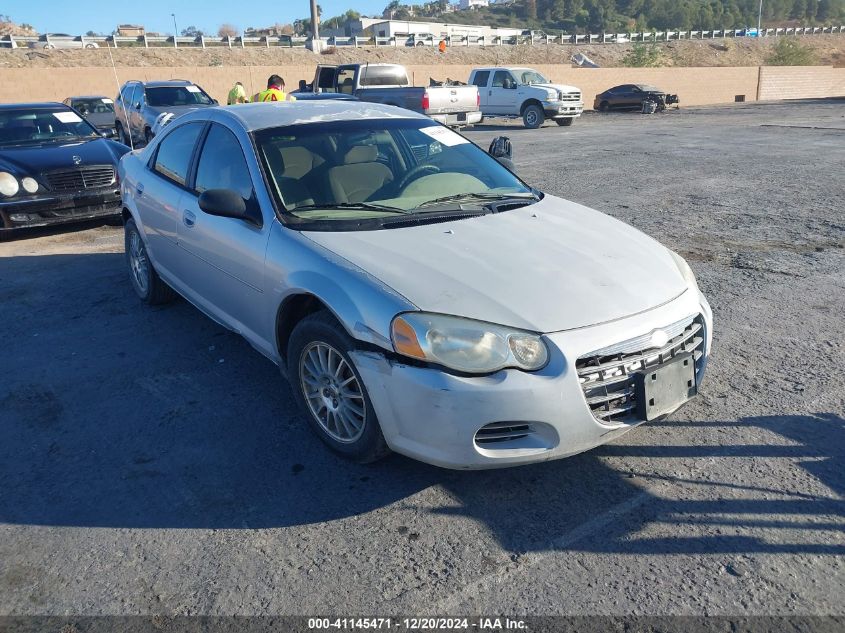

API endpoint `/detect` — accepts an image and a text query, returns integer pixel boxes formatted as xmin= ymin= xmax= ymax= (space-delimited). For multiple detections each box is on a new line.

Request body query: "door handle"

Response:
xmin=135 ymin=182 xmax=144 ymax=196
xmin=183 ymin=210 xmax=196 ymax=227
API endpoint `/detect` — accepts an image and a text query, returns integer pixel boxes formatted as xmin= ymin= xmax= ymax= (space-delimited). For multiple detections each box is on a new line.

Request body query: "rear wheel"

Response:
xmin=555 ymin=118 xmax=574 ymax=126
xmin=599 ymin=101 xmax=610 ymax=112
xmin=287 ymin=311 xmax=390 ymax=463
xmin=522 ymin=104 xmax=544 ymax=129
xmin=125 ymin=219 xmax=176 ymax=305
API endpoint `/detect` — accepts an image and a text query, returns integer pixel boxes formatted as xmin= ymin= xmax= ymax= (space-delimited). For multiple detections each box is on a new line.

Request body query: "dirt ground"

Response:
xmin=0 ymin=101 xmax=843 ymax=621
xmin=2 ymin=33 xmax=844 ymax=69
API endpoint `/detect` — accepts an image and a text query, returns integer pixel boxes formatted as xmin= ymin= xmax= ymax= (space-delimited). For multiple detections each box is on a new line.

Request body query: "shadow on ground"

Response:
xmin=0 ymin=253 xmax=842 ymax=558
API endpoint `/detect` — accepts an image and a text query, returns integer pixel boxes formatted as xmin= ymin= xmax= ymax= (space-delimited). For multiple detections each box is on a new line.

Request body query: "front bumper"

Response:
xmin=352 ymin=288 xmax=712 ymax=469
xmin=0 ymin=187 xmax=122 ymax=231
xmin=543 ymin=100 xmax=584 ymax=118
xmin=428 ymin=110 xmax=484 ymax=127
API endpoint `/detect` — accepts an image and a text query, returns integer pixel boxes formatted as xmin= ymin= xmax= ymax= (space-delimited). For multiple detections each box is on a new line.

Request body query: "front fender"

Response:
xmin=264 ymin=222 xmax=417 ymax=355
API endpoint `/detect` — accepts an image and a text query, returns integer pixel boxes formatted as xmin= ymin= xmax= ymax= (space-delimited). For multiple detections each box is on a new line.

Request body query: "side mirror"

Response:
xmin=211 ymin=99 xmax=219 ymax=105
xmin=198 ymin=189 xmax=249 ymax=220
xmin=488 ymin=136 xmax=515 ymax=171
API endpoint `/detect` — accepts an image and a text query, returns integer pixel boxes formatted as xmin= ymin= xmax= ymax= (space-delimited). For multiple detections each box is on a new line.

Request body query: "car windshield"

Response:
xmin=518 ymin=70 xmax=548 ymax=84
xmin=72 ymin=98 xmax=115 ymax=115
xmin=145 ymin=86 xmax=214 ymax=107
xmin=255 ymin=119 xmax=534 ymax=229
xmin=0 ymin=108 xmax=100 ymax=146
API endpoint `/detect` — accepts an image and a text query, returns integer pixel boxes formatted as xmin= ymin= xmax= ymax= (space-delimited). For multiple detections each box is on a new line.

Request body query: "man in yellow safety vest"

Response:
xmin=253 ymin=75 xmax=297 ymax=103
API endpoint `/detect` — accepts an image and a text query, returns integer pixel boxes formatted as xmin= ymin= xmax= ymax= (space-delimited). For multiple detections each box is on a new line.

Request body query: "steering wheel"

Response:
xmin=397 ymin=164 xmax=441 ymax=191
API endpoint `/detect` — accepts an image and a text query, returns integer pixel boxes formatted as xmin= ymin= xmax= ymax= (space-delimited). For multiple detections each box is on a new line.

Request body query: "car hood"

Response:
xmin=527 ymin=83 xmax=581 ymax=94
xmin=0 ymin=138 xmax=126 ymax=175
xmin=302 ymin=195 xmax=688 ymax=333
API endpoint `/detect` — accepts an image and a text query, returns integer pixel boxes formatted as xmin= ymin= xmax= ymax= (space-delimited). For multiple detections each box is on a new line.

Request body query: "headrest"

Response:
xmin=278 ymin=146 xmax=313 ymax=178
xmin=344 ymin=145 xmax=378 ymax=165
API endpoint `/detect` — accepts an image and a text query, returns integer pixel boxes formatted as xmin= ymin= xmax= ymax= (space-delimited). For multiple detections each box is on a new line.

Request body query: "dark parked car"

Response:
xmin=114 ymin=79 xmax=217 ymax=147
xmin=0 ymin=102 xmax=129 ymax=235
xmin=63 ymin=95 xmax=117 ymax=136
xmin=593 ymin=84 xmax=679 ymax=112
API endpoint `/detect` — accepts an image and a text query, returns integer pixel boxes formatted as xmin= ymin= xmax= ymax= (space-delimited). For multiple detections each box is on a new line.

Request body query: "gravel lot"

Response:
xmin=0 ymin=100 xmax=843 ymax=619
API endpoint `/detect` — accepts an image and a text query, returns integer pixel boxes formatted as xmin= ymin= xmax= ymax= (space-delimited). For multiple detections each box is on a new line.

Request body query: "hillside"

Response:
xmin=1 ymin=34 xmax=843 ymax=69
xmin=415 ymin=0 xmax=845 ymax=32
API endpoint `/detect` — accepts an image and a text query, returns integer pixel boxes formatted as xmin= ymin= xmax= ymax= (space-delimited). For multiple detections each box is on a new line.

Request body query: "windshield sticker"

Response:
xmin=102 ymin=98 xmax=113 ymax=103
xmin=185 ymin=85 xmax=201 ymax=93
xmin=53 ymin=111 xmax=82 ymax=123
xmin=420 ymin=126 xmax=469 ymax=147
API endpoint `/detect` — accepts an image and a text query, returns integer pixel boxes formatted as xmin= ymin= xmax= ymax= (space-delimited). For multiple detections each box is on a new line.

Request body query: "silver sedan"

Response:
xmin=118 ymin=101 xmax=711 ymax=469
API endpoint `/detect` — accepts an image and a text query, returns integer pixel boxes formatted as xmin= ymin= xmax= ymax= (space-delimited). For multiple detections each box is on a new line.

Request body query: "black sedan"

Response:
xmin=0 ymin=102 xmax=129 ymax=235
xmin=593 ymin=84 xmax=679 ymax=112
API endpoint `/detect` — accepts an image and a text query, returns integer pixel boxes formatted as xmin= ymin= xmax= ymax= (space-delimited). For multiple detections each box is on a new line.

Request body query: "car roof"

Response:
xmin=0 ymin=102 xmax=69 ymax=111
xmin=208 ymin=101 xmax=427 ymax=132
xmin=68 ymin=95 xmax=110 ymax=100
xmin=126 ymin=80 xmax=195 ymax=88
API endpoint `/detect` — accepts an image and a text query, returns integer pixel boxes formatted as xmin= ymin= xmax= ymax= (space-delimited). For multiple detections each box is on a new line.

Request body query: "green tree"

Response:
xmin=621 ymin=42 xmax=663 ymax=66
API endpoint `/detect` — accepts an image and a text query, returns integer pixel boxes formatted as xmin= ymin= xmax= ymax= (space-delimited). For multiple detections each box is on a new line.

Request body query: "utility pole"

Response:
xmin=757 ymin=0 xmax=763 ymax=35
xmin=171 ymin=13 xmax=178 ymax=37
xmin=310 ymin=0 xmax=319 ymax=39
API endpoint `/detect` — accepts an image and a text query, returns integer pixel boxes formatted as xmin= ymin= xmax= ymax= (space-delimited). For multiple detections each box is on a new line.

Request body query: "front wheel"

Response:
xmin=522 ymin=104 xmax=544 ymax=129
xmin=288 ymin=311 xmax=390 ymax=463
xmin=555 ymin=118 xmax=574 ymax=127
xmin=125 ymin=219 xmax=176 ymax=305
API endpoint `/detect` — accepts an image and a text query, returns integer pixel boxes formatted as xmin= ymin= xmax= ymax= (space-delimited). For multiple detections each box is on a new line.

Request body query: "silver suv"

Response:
xmin=114 ymin=79 xmax=217 ymax=147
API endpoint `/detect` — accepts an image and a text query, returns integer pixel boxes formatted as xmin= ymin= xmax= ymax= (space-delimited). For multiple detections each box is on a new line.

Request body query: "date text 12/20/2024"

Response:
xmin=307 ymin=618 xmax=528 ymax=630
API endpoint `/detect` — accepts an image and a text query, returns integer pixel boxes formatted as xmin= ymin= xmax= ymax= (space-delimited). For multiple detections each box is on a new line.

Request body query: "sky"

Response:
xmin=3 ymin=0 xmax=386 ymax=35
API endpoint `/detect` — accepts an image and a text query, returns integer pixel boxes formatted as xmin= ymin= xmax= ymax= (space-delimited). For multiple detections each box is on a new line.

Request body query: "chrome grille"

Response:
xmin=576 ymin=315 xmax=706 ymax=425
xmin=560 ymin=92 xmax=581 ymax=102
xmin=44 ymin=166 xmax=115 ymax=192
xmin=475 ymin=422 xmax=533 ymax=445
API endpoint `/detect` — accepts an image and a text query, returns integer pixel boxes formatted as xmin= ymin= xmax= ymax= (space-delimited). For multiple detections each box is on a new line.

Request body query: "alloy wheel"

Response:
xmin=128 ymin=230 xmax=150 ymax=296
xmin=299 ymin=342 xmax=366 ymax=443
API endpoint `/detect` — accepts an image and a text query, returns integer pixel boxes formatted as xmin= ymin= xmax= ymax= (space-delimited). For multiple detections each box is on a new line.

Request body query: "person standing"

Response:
xmin=253 ymin=75 xmax=297 ymax=102
xmin=227 ymin=81 xmax=248 ymax=105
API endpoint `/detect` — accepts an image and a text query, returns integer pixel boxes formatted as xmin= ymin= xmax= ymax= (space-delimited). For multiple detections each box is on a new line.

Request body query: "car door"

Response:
xmin=487 ymin=70 xmax=519 ymax=115
xmin=621 ymin=85 xmax=642 ymax=108
xmin=175 ymin=122 xmax=271 ymax=341
xmin=138 ymin=121 xmax=206 ymax=281
xmin=471 ymin=70 xmax=491 ymax=109
xmin=128 ymin=84 xmax=146 ymax=142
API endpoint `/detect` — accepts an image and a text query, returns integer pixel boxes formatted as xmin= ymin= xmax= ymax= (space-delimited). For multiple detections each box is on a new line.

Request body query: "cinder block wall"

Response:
xmin=758 ymin=66 xmax=845 ymax=100
xmin=0 ymin=64 xmax=841 ymax=109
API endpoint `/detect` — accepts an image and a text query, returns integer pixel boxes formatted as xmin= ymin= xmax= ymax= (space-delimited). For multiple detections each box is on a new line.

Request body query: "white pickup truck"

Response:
xmin=469 ymin=66 xmax=584 ymax=129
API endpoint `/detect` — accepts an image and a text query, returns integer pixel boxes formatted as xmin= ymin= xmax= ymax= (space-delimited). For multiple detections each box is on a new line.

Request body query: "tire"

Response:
xmin=556 ymin=118 xmax=574 ymax=127
xmin=416 ymin=41 xmax=425 ymax=47
xmin=43 ymin=44 xmax=54 ymax=49
xmin=125 ymin=219 xmax=177 ymax=305
xmin=116 ymin=123 xmax=130 ymax=147
xmin=84 ymin=43 xmax=96 ymax=49
xmin=287 ymin=311 xmax=390 ymax=464
xmin=599 ymin=101 xmax=610 ymax=112
xmin=522 ymin=104 xmax=544 ymax=129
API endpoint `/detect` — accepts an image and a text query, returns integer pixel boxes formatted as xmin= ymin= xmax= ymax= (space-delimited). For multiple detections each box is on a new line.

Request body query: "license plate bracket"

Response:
xmin=634 ymin=353 xmax=697 ymax=421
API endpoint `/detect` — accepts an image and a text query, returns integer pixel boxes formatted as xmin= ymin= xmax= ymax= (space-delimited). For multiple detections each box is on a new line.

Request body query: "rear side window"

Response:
xmin=359 ymin=66 xmax=408 ymax=86
xmin=337 ymin=69 xmax=356 ymax=95
xmin=471 ymin=71 xmax=490 ymax=88
xmin=153 ymin=123 xmax=203 ymax=186
xmin=194 ymin=124 xmax=253 ymax=201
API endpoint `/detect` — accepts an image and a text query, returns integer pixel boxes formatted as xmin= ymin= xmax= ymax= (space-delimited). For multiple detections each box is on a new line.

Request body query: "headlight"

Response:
xmin=21 ymin=177 xmax=39 ymax=193
xmin=0 ymin=172 xmax=19 ymax=197
xmin=391 ymin=312 xmax=549 ymax=374
xmin=670 ymin=250 xmax=698 ymax=287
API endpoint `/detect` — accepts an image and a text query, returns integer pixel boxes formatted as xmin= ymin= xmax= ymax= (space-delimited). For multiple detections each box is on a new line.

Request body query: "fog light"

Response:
xmin=21 ymin=177 xmax=39 ymax=193
xmin=10 ymin=213 xmax=29 ymax=222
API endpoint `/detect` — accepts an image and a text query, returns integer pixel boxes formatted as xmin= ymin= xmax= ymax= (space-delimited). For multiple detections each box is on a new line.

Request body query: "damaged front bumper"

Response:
xmin=0 ymin=187 xmax=122 ymax=231
xmin=350 ymin=288 xmax=712 ymax=470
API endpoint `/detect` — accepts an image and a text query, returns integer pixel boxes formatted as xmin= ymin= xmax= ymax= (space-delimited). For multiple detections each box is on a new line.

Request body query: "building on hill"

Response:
xmin=361 ymin=18 xmax=520 ymax=39
xmin=117 ymin=24 xmax=145 ymax=37
xmin=459 ymin=0 xmax=489 ymax=9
